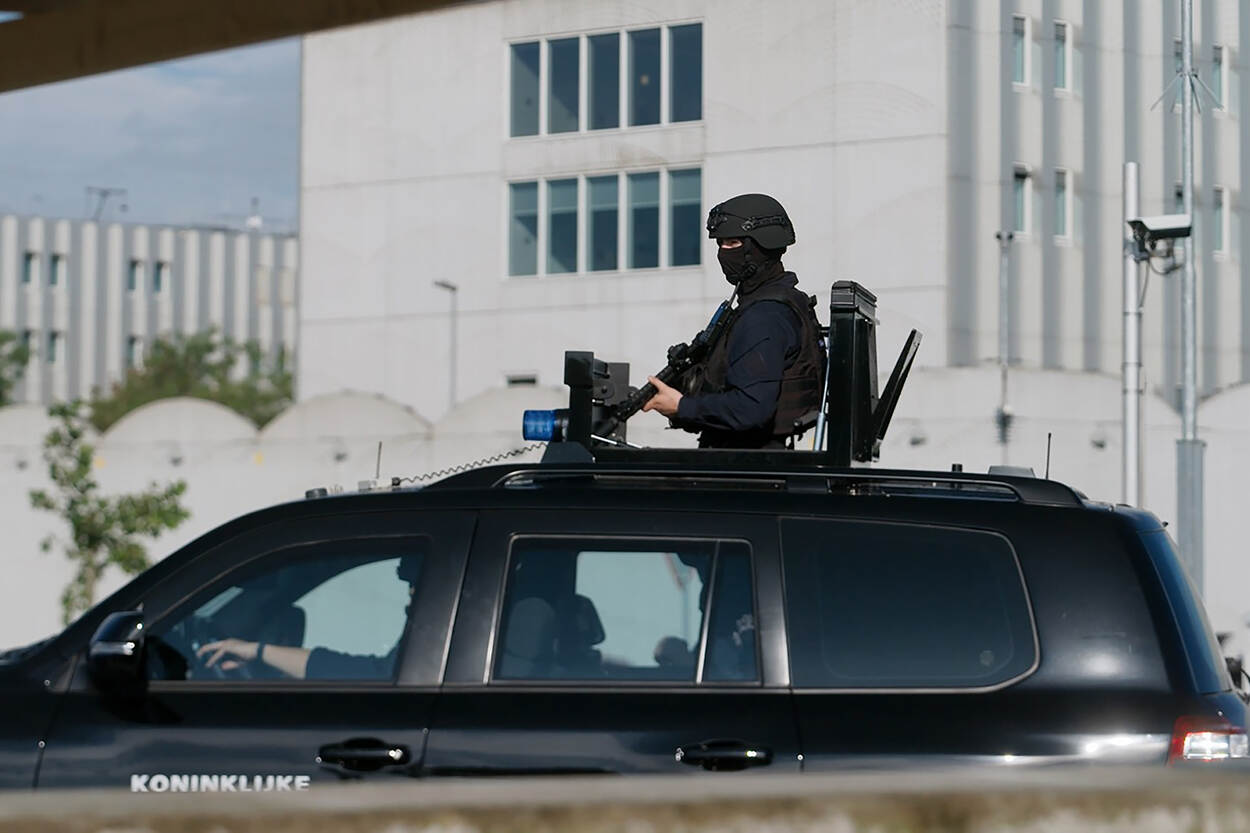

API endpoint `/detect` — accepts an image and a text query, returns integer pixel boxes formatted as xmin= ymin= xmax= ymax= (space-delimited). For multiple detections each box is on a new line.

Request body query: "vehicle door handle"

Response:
xmin=317 ymin=737 xmax=411 ymax=772
xmin=675 ymin=739 xmax=773 ymax=771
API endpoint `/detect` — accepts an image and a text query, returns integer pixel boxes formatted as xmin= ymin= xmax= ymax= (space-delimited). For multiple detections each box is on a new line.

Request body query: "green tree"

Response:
xmin=30 ymin=402 xmax=190 ymax=624
xmin=0 ymin=329 xmax=31 ymax=406
xmin=88 ymin=331 xmax=293 ymax=431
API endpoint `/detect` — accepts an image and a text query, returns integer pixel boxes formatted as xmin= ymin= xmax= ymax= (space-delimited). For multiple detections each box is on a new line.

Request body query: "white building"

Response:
xmin=0 ymin=214 xmax=298 ymax=403
xmin=299 ymin=0 xmax=1249 ymax=421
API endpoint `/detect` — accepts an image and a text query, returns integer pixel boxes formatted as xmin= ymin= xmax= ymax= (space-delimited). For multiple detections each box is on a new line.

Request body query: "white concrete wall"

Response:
xmin=299 ymin=0 xmax=949 ymax=421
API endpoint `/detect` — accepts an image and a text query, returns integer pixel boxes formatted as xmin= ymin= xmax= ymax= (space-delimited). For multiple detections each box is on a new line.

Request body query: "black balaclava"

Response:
xmin=718 ymin=238 xmax=784 ymax=294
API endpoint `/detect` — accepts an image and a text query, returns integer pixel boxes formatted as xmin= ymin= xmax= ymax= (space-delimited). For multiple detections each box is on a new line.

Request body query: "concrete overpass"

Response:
xmin=0 ymin=0 xmax=465 ymax=94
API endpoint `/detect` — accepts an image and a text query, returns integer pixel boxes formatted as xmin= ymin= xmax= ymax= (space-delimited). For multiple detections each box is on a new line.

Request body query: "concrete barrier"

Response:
xmin=2 ymin=768 xmax=1250 ymax=832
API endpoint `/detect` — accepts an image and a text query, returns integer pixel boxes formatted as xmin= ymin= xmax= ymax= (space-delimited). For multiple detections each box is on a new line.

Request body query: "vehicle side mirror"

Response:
xmin=87 ymin=611 xmax=147 ymax=695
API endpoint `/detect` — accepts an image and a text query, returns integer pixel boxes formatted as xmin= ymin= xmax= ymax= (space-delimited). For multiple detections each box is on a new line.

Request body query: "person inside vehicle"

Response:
xmin=195 ymin=554 xmax=420 ymax=680
xmin=641 ymin=193 xmax=826 ymax=449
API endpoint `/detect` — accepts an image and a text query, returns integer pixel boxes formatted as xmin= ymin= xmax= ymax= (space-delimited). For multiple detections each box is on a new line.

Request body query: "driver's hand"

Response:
xmin=197 ymin=638 xmax=258 ymax=671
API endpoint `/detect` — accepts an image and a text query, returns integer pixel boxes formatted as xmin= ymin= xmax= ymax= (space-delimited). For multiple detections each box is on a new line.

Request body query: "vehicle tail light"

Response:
xmin=1168 ymin=715 xmax=1250 ymax=764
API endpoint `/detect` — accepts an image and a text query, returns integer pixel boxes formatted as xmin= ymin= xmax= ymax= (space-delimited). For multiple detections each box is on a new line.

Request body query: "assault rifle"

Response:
xmin=605 ymin=298 xmax=736 ymax=433
xmin=522 ymin=296 xmax=736 ymax=447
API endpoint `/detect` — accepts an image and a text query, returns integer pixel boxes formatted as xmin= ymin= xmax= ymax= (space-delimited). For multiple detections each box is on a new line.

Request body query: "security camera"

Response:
xmin=1127 ymin=213 xmax=1192 ymax=244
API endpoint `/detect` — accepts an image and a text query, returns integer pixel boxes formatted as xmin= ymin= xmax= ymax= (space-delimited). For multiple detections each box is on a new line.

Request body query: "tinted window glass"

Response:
xmin=147 ymin=544 xmax=425 ymax=682
xmin=547 ymin=37 xmax=579 ymax=134
xmin=1139 ymin=530 xmax=1232 ymax=693
xmin=510 ymin=42 xmax=540 ymax=137
xmin=782 ymin=520 xmax=1035 ymax=688
xmin=627 ymin=172 xmax=659 ymax=269
xmin=587 ymin=175 xmax=618 ymax=271
xmin=669 ymin=168 xmax=701 ymax=267
xmin=588 ymin=33 xmax=620 ymax=130
xmin=509 ymin=181 xmax=538 ymax=276
xmin=547 ymin=178 xmax=577 ymax=273
xmin=669 ymin=23 xmax=702 ymax=122
xmin=495 ymin=538 xmax=757 ymax=682
xmin=628 ymin=29 xmax=660 ymax=126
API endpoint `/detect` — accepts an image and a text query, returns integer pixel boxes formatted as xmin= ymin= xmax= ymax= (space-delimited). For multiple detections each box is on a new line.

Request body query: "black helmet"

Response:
xmin=706 ymin=193 xmax=795 ymax=250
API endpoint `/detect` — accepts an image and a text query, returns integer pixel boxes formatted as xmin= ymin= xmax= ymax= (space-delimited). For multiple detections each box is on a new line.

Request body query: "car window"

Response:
xmin=146 ymin=540 xmax=426 ymax=683
xmin=1138 ymin=530 xmax=1233 ymax=693
xmin=493 ymin=538 xmax=757 ymax=683
xmin=782 ymin=519 xmax=1036 ymax=689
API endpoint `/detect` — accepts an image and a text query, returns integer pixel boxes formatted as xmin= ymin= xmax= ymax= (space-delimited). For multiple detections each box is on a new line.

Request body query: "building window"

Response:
xmin=21 ymin=252 xmax=35 ymax=285
xmin=547 ymin=178 xmax=578 ymax=274
xmin=126 ymin=336 xmax=141 ymax=369
xmin=669 ymin=23 xmax=702 ymax=122
xmin=20 ymin=329 xmax=32 ymax=354
xmin=628 ymin=28 xmax=661 ymax=126
xmin=1174 ymin=39 xmax=1183 ymax=75
xmin=513 ymin=25 xmax=700 ymax=136
xmin=588 ymin=33 xmax=620 ymax=130
xmin=154 ymin=261 xmax=169 ymax=293
xmin=548 ymin=37 xmax=579 ymax=134
xmin=1212 ymin=45 xmax=1225 ymax=109
xmin=127 ymin=259 xmax=142 ymax=292
xmin=628 ymin=171 xmax=660 ymax=269
xmin=1174 ymin=183 xmax=1184 ymax=214
xmin=46 ymin=331 xmax=60 ymax=364
xmin=508 ymin=181 xmax=539 ymax=276
xmin=1012 ymin=15 xmax=1029 ymax=85
xmin=1054 ymin=169 xmax=1069 ymax=239
xmin=587 ymin=175 xmax=619 ymax=271
xmin=49 ymin=253 xmax=64 ymax=287
xmin=1213 ymin=186 xmax=1227 ymax=255
xmin=512 ymin=168 xmax=699 ymax=276
xmin=506 ymin=374 xmax=538 ymax=387
xmin=510 ymin=41 xmax=540 ymax=137
xmin=669 ymin=168 xmax=702 ymax=266
xmin=1053 ymin=21 xmax=1069 ymax=91
xmin=1013 ymin=167 xmax=1031 ymax=233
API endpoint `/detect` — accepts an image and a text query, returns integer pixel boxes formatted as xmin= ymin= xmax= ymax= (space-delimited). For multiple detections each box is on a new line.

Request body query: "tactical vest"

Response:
xmin=686 ymin=274 xmax=826 ymax=446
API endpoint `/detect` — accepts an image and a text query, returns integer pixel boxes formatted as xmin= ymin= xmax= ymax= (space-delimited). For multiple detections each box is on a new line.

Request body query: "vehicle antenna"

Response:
xmin=1045 ymin=432 xmax=1053 ymax=479
xmin=376 ymin=441 xmax=383 ymax=480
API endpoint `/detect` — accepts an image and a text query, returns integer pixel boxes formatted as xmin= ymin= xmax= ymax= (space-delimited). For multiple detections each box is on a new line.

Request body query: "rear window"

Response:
xmin=782 ymin=519 xmax=1036 ymax=689
xmin=1138 ymin=530 xmax=1232 ymax=694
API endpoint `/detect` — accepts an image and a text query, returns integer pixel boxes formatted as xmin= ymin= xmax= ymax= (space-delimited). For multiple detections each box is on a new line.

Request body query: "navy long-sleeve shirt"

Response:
xmin=675 ymin=300 xmax=801 ymax=434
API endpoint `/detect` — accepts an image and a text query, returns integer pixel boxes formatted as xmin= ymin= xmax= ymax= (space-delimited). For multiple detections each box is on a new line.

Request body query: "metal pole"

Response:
xmin=1177 ymin=0 xmax=1205 ymax=593
xmin=995 ymin=231 xmax=1013 ymax=463
xmin=1122 ymin=162 xmax=1142 ymax=506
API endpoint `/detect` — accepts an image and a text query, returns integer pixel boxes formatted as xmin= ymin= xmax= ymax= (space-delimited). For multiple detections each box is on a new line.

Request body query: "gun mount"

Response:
xmin=523 ymin=281 xmax=920 ymax=466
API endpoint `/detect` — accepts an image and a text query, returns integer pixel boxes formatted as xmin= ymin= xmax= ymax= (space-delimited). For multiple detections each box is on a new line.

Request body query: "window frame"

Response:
xmin=507 ymin=166 xmax=702 ymax=278
xmin=1053 ymin=167 xmax=1072 ymax=242
xmin=1211 ymin=44 xmax=1227 ymax=112
xmin=137 ymin=513 xmax=475 ymax=690
xmin=1052 ymin=20 xmax=1071 ymax=93
xmin=507 ymin=21 xmax=703 ymax=139
xmin=1012 ymin=164 xmax=1032 ymax=236
xmin=1213 ymin=185 xmax=1228 ymax=257
xmin=485 ymin=533 xmax=761 ymax=687
xmin=1011 ymin=14 xmax=1030 ymax=88
xmin=780 ymin=517 xmax=1040 ymax=693
xmin=443 ymin=510 xmax=787 ymax=688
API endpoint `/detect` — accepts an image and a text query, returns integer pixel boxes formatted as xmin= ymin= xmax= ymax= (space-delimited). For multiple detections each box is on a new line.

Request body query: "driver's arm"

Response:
xmin=197 ymin=639 xmax=310 ymax=679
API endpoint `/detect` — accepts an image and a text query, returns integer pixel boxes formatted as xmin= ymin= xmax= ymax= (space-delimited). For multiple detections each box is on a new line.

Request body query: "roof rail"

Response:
xmin=425 ymin=452 xmax=1083 ymax=507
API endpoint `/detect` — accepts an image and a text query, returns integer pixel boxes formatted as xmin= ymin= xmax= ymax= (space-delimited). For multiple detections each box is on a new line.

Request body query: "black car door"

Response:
xmin=36 ymin=511 xmax=472 ymax=789
xmin=424 ymin=509 xmax=800 ymax=775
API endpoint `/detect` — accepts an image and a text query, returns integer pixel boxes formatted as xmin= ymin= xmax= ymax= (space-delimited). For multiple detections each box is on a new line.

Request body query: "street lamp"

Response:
xmin=994 ymin=231 xmax=1014 ymax=460
xmin=433 ymin=280 xmax=459 ymax=410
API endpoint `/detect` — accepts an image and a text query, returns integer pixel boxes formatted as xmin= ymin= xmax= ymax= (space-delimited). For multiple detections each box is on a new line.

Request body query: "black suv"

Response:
xmin=1 ymin=282 xmax=1244 ymax=788
xmin=0 ymin=455 xmax=1245 ymax=789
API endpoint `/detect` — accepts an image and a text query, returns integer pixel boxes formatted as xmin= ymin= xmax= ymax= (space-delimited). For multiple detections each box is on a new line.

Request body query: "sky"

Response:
xmin=0 ymin=37 xmax=300 ymax=231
